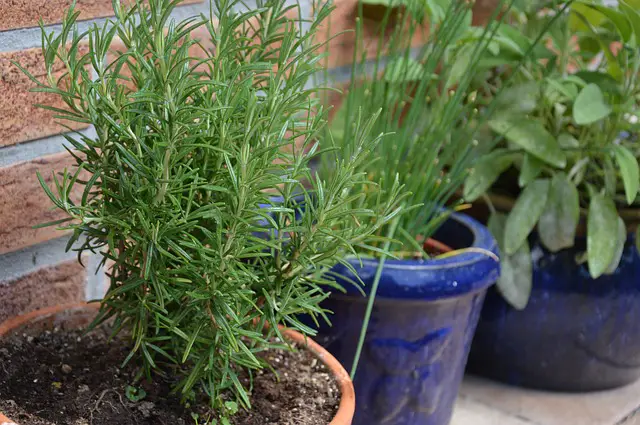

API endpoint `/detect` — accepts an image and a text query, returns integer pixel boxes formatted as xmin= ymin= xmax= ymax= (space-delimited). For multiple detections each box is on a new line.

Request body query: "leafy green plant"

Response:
xmin=19 ymin=0 xmax=405 ymax=418
xmin=125 ymin=385 xmax=147 ymax=402
xmin=463 ymin=0 xmax=640 ymax=309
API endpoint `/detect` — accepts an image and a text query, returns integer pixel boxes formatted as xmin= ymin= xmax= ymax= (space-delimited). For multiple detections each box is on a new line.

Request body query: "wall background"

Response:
xmin=0 ymin=0 xmax=496 ymax=322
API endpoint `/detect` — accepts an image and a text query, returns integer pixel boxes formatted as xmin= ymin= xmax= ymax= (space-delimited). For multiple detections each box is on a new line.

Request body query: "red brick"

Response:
xmin=0 ymin=260 xmax=86 ymax=323
xmin=0 ymin=152 xmax=81 ymax=255
xmin=315 ymin=0 xmax=500 ymax=69
xmin=0 ymin=47 xmax=90 ymax=147
xmin=473 ymin=0 xmax=503 ymax=26
xmin=0 ymin=0 xmax=203 ymax=32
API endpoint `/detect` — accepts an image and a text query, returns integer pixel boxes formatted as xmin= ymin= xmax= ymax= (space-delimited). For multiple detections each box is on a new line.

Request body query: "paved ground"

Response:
xmin=451 ymin=376 xmax=640 ymax=425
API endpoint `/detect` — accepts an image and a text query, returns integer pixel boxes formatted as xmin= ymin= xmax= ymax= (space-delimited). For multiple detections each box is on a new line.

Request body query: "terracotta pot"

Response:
xmin=0 ymin=303 xmax=355 ymax=425
xmin=0 ymin=413 xmax=15 ymax=425
xmin=424 ymin=237 xmax=454 ymax=255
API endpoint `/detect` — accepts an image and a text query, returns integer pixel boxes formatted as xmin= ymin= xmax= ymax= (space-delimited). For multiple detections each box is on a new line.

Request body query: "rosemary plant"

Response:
xmin=19 ymin=0 xmax=405 ymax=419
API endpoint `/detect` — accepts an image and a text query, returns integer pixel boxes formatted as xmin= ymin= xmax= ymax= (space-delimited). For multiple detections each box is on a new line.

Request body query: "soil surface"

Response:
xmin=0 ymin=325 xmax=338 ymax=425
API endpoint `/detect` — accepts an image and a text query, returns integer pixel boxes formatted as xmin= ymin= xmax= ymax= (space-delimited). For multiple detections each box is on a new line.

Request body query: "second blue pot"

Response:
xmin=312 ymin=212 xmax=500 ymax=425
xmin=467 ymin=232 xmax=640 ymax=391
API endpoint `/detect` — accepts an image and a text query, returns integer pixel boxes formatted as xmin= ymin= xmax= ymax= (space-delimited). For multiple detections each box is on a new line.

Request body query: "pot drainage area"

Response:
xmin=451 ymin=377 xmax=640 ymax=425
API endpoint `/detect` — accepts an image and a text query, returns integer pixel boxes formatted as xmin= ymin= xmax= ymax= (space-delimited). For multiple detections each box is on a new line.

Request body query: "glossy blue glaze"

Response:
xmin=312 ymin=212 xmax=500 ymax=425
xmin=467 ymin=232 xmax=640 ymax=391
xmin=254 ymin=195 xmax=306 ymax=240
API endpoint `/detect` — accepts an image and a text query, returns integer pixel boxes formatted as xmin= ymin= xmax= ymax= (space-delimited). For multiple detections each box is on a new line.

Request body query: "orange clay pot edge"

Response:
xmin=0 ymin=413 xmax=15 ymax=425
xmin=0 ymin=303 xmax=354 ymax=425
xmin=281 ymin=328 xmax=355 ymax=425
xmin=424 ymin=238 xmax=454 ymax=255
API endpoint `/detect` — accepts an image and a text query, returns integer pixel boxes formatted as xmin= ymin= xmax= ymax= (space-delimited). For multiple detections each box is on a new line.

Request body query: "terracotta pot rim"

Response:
xmin=424 ymin=237 xmax=454 ymax=255
xmin=0 ymin=303 xmax=354 ymax=425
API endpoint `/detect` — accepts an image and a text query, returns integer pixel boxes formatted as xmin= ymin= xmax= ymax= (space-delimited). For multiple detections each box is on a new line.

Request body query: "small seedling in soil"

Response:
xmin=125 ymin=386 xmax=147 ymax=403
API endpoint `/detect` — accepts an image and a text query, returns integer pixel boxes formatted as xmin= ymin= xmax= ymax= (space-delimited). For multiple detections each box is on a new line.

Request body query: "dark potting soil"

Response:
xmin=0 ymin=325 xmax=338 ymax=425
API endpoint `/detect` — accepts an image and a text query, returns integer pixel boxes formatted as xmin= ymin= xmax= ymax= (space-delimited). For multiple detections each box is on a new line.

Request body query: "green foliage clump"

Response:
xmin=322 ymin=0 xmax=554 ymax=258
xmin=315 ymin=0 xmax=563 ymax=376
xmin=19 ymin=0 xmax=405 ymax=417
xmin=463 ymin=0 xmax=640 ymax=308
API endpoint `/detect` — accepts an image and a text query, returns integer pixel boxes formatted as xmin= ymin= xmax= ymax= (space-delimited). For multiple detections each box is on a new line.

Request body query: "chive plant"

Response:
xmin=319 ymin=0 xmax=553 ymax=257
xmin=18 ymin=0 xmax=406 ymax=419
xmin=316 ymin=0 xmax=565 ymax=376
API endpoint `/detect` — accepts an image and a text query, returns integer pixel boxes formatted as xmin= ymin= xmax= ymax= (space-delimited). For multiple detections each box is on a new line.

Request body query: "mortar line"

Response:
xmin=0 ymin=236 xmax=76 ymax=284
xmin=0 ymin=126 xmax=97 ymax=168
xmin=0 ymin=1 xmax=214 ymax=53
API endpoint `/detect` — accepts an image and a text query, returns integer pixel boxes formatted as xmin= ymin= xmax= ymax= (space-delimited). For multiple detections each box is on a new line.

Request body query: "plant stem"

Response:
xmin=559 ymin=14 xmax=571 ymax=77
xmin=350 ymin=212 xmax=401 ymax=379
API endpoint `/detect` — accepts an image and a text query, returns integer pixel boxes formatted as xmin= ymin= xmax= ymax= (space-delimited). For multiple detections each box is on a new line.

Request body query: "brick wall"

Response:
xmin=0 ymin=0 xmax=497 ymax=322
xmin=0 ymin=0 xmax=211 ymax=320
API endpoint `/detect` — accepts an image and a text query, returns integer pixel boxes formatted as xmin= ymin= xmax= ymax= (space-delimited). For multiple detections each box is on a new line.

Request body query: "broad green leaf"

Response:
xmin=604 ymin=217 xmax=627 ymax=275
xmin=518 ymin=154 xmax=544 ymax=187
xmin=587 ymin=194 xmax=619 ymax=278
xmin=496 ymin=25 xmax=528 ymax=55
xmin=488 ymin=213 xmax=507 ymax=247
xmin=620 ymin=2 xmax=640 ymax=46
xmin=571 ymin=5 xmax=624 ymax=80
xmin=574 ymin=71 xmax=621 ymax=96
xmin=538 ymin=173 xmax=580 ymax=252
xmin=477 ymin=51 xmax=523 ymax=69
xmin=495 ymin=82 xmax=539 ymax=114
xmin=570 ymin=2 xmax=606 ymax=32
xmin=578 ymin=35 xmax=602 ymax=56
xmin=463 ymin=150 xmax=515 ymax=202
xmin=450 ymin=8 xmax=472 ymax=44
xmin=488 ymin=213 xmax=532 ymax=310
xmin=611 ymin=145 xmax=640 ymax=205
xmin=504 ymin=179 xmax=550 ymax=255
xmin=496 ymin=24 xmax=551 ymax=59
xmin=558 ymin=133 xmax=580 ymax=148
xmin=224 ymin=401 xmax=239 ymax=414
xmin=562 ymin=75 xmax=588 ymax=87
xmin=573 ymin=84 xmax=612 ymax=125
xmin=603 ymin=155 xmax=617 ymax=196
xmin=603 ymin=46 xmax=624 ymax=82
xmin=125 ymin=386 xmax=147 ymax=402
xmin=489 ymin=117 xmax=566 ymax=168
xmin=554 ymin=102 xmax=568 ymax=120
xmin=446 ymin=44 xmax=473 ymax=88
xmin=486 ymin=40 xmax=500 ymax=56
xmin=425 ymin=0 xmax=449 ymax=23
xmin=384 ymin=57 xmax=429 ymax=83
xmin=583 ymin=3 xmax=633 ymax=42
xmin=545 ymin=78 xmax=579 ymax=101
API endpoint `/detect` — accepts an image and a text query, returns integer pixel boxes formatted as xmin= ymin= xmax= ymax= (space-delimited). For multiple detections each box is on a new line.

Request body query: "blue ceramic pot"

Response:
xmin=467 ymin=232 xmax=640 ymax=391
xmin=254 ymin=195 xmax=306 ymax=240
xmin=312 ymin=212 xmax=500 ymax=425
